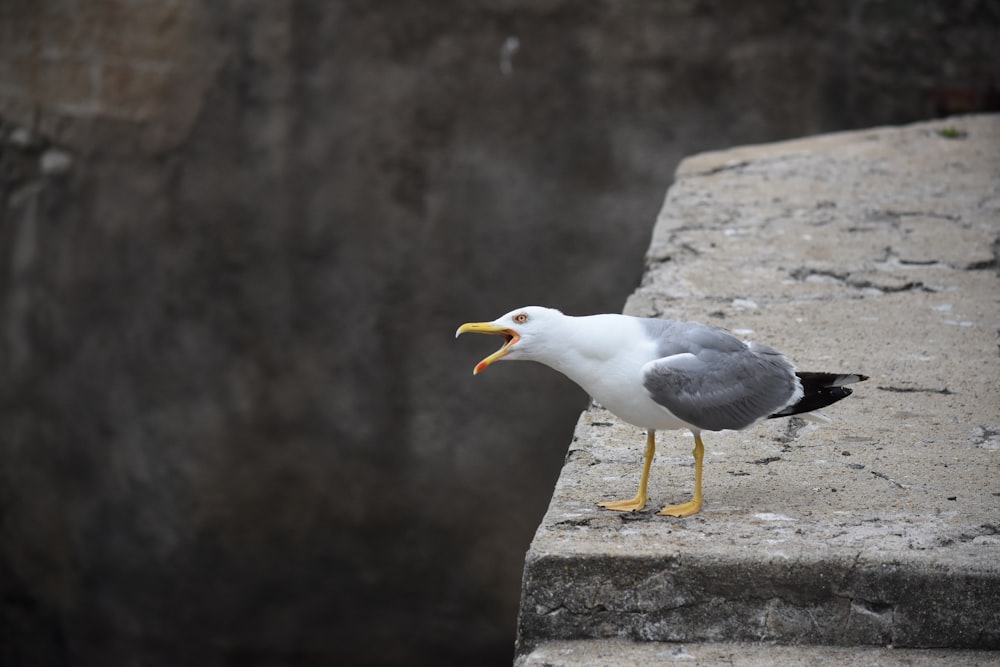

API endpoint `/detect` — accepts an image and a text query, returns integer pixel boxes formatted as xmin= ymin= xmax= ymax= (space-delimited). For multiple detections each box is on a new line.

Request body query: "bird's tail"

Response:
xmin=769 ymin=372 xmax=869 ymax=420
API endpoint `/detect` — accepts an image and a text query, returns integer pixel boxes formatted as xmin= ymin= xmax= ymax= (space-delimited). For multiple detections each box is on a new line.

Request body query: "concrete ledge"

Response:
xmin=515 ymin=115 xmax=1000 ymax=658
xmin=516 ymin=639 xmax=1000 ymax=666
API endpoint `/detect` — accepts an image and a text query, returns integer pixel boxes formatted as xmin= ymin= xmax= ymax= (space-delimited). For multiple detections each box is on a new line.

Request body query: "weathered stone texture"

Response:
xmin=0 ymin=1 xmax=223 ymax=153
xmin=516 ymin=115 xmax=1000 ymax=659
xmin=517 ymin=639 xmax=1000 ymax=667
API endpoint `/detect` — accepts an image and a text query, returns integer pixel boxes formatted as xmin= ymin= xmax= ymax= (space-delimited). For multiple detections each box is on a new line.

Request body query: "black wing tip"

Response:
xmin=796 ymin=371 xmax=869 ymax=386
xmin=770 ymin=372 xmax=867 ymax=420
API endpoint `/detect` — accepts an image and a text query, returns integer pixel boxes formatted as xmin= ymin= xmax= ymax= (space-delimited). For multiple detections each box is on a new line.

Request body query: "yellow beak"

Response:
xmin=455 ymin=322 xmax=521 ymax=375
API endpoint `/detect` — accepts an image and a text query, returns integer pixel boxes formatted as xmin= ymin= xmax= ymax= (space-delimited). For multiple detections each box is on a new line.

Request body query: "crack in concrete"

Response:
xmin=788 ymin=266 xmax=933 ymax=294
xmin=686 ymin=160 xmax=752 ymax=177
xmin=846 ymin=277 xmax=929 ymax=293
xmin=870 ymin=470 xmax=905 ymax=489
xmin=876 ymin=385 xmax=952 ymax=394
xmin=865 ymin=209 xmax=961 ymax=224
xmin=965 ymin=236 xmax=1000 ymax=275
xmin=789 ymin=267 xmax=849 ymax=282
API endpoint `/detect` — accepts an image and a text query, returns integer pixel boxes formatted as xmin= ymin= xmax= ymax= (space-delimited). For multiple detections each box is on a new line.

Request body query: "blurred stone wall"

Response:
xmin=0 ymin=1 xmax=997 ymax=665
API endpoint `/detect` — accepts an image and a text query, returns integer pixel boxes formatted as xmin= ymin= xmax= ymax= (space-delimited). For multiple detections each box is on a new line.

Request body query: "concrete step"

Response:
xmin=516 ymin=639 xmax=1000 ymax=666
xmin=514 ymin=115 xmax=1000 ymax=662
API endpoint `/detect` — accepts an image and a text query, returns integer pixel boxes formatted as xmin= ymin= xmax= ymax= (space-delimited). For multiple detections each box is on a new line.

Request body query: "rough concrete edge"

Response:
xmin=671 ymin=119 xmax=931 ymax=179
xmin=515 ymin=639 xmax=1000 ymax=667
xmin=514 ymin=548 xmax=1000 ymax=656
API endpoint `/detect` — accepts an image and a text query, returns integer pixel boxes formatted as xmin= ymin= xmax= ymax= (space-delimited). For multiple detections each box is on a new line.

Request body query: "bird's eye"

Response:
xmin=513 ymin=312 xmax=529 ymax=324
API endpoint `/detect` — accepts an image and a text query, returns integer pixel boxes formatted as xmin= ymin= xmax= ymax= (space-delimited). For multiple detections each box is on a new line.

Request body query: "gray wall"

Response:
xmin=1 ymin=1 xmax=997 ymax=665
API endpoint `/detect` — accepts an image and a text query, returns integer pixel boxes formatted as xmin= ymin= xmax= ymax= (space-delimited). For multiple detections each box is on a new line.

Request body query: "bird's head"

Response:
xmin=455 ymin=306 xmax=564 ymax=375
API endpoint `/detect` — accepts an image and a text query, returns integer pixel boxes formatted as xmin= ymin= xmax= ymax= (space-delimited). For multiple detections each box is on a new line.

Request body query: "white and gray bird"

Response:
xmin=456 ymin=306 xmax=867 ymax=517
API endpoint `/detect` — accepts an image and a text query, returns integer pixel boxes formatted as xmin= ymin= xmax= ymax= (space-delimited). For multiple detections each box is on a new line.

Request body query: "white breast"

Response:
xmin=542 ymin=315 xmax=694 ymax=431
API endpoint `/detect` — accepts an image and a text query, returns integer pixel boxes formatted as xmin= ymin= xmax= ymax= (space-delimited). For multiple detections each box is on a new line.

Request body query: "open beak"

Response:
xmin=455 ymin=322 xmax=520 ymax=375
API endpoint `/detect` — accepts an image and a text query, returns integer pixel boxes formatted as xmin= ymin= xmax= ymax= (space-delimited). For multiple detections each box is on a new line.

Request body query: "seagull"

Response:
xmin=456 ymin=306 xmax=867 ymax=517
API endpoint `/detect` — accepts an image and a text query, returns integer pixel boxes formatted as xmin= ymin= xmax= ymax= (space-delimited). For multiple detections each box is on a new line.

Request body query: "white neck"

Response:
xmin=531 ymin=314 xmax=652 ymax=395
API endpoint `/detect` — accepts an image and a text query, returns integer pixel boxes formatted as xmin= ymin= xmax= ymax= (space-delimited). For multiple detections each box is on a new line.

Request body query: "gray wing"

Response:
xmin=640 ymin=321 xmax=801 ymax=431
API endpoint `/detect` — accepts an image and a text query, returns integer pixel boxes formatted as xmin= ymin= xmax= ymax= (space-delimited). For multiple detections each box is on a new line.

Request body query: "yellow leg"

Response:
xmin=598 ymin=430 xmax=655 ymax=512
xmin=658 ymin=432 xmax=704 ymax=517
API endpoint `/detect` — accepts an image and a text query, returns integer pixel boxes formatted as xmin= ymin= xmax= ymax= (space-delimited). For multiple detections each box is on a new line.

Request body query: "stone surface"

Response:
xmin=0 ymin=2 xmax=224 ymax=154
xmin=516 ymin=115 xmax=1000 ymax=657
xmin=517 ymin=639 xmax=1000 ymax=666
